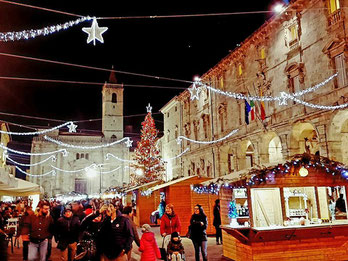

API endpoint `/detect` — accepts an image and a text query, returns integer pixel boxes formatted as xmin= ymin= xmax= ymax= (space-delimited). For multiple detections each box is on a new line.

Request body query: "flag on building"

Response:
xmin=245 ymin=100 xmax=251 ymax=125
xmin=250 ymin=100 xmax=255 ymax=121
xmin=260 ymin=90 xmax=266 ymax=121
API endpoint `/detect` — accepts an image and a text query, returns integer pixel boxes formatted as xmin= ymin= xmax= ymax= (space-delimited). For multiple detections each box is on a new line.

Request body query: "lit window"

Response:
xmin=328 ymin=0 xmax=340 ymax=14
xmin=289 ymin=25 xmax=298 ymax=45
xmin=220 ymin=77 xmax=224 ymax=89
xmin=261 ymin=48 xmax=266 ymax=60
xmin=238 ymin=64 xmax=243 ymax=75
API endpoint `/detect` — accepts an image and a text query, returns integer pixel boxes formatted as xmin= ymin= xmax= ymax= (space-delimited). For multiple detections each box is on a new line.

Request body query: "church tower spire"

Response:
xmin=102 ymin=66 xmax=124 ymax=139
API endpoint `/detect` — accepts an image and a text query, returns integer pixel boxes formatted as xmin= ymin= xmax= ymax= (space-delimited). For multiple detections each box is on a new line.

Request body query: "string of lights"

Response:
xmin=0 ymin=17 xmax=90 ymax=42
xmin=287 ymin=94 xmax=348 ymax=110
xmin=176 ymin=129 xmax=239 ymax=145
xmin=161 ymin=148 xmax=190 ymax=162
xmin=0 ymin=121 xmax=74 ymax=136
xmin=16 ymin=166 xmax=56 ymax=177
xmin=0 ymin=143 xmax=68 ymax=157
xmin=44 ymin=135 xmax=133 ymax=149
xmin=6 ymin=155 xmax=56 ymax=167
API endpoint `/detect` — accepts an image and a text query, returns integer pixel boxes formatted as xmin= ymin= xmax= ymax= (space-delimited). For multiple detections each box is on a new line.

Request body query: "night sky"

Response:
xmin=0 ymin=0 xmax=282 ymax=164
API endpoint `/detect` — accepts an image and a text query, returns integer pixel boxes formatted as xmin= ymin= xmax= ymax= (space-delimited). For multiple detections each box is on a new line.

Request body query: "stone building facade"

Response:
xmin=161 ymin=0 xmax=348 ymax=180
xmin=29 ymin=74 xmax=130 ymax=197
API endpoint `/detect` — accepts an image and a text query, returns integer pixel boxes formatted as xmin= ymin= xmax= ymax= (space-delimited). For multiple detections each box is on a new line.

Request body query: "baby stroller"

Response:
xmin=161 ymin=234 xmax=185 ymax=261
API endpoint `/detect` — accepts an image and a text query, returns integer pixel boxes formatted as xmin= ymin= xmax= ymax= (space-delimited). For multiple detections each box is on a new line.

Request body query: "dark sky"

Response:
xmin=0 ymin=0 xmax=282 ymax=158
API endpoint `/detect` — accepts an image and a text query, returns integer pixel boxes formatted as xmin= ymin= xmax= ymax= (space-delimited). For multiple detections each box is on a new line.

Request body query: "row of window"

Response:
xmin=76 ymin=153 xmax=89 ymax=160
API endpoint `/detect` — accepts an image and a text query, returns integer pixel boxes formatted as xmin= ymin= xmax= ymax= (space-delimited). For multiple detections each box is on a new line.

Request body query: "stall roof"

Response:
xmin=200 ymin=162 xmax=286 ymax=186
xmin=149 ymin=175 xmax=198 ymax=192
xmin=0 ymin=178 xmax=42 ymax=196
xmin=124 ymin=180 xmax=161 ymax=193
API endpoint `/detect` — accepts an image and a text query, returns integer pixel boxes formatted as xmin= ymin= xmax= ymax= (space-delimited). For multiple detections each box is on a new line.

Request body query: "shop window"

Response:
xmin=318 ymin=186 xmax=347 ymax=222
xmin=251 ymin=188 xmax=283 ymax=227
xmin=112 ymin=93 xmax=117 ymax=103
xmin=334 ymin=53 xmax=347 ymax=88
xmin=283 ymin=187 xmax=318 ymax=225
xmin=233 ymin=188 xmax=249 ymax=218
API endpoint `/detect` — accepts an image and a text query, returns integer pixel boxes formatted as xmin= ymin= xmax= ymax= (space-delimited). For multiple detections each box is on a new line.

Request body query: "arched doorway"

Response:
xmin=290 ymin=122 xmax=319 ymax=156
xmin=328 ymin=110 xmax=348 ymax=164
xmin=260 ymin=131 xmax=283 ymax=164
xmin=245 ymin=141 xmax=254 ymax=168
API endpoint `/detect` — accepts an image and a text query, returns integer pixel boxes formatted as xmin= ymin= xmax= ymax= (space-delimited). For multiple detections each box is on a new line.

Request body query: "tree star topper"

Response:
xmin=67 ymin=122 xmax=78 ymax=133
xmin=146 ymin=103 xmax=152 ymax=113
xmin=82 ymin=18 xmax=108 ymax=45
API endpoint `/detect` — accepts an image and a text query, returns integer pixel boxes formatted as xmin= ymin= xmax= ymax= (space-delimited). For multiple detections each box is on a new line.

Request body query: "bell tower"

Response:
xmin=102 ymin=68 xmax=124 ymax=139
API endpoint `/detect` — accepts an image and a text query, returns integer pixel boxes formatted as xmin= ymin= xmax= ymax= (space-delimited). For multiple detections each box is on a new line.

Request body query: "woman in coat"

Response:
xmin=189 ymin=204 xmax=208 ymax=261
xmin=213 ymin=199 xmax=222 ymax=245
xmin=139 ymin=224 xmax=161 ymax=261
xmin=160 ymin=204 xmax=181 ymax=237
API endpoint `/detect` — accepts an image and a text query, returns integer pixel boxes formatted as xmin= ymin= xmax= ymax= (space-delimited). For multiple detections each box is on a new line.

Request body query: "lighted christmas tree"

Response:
xmin=131 ymin=103 xmax=164 ymax=185
xmin=228 ymin=200 xmax=238 ymax=219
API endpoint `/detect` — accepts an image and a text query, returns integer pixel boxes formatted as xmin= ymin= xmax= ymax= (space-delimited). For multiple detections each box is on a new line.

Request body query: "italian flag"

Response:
xmin=250 ymin=100 xmax=255 ymax=121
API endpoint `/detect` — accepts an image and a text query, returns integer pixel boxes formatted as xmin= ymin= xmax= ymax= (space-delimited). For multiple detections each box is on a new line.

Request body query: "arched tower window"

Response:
xmin=112 ymin=93 xmax=117 ymax=103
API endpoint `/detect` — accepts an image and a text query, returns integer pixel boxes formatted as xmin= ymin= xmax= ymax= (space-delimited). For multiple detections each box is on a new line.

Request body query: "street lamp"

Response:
xmin=273 ymin=3 xmax=285 ymax=14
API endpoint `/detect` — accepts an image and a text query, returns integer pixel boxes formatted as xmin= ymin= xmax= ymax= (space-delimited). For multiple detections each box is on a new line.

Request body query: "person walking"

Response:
xmin=160 ymin=204 xmax=181 ymax=237
xmin=213 ymin=199 xmax=222 ymax=245
xmin=55 ymin=206 xmax=80 ymax=261
xmin=189 ymin=204 xmax=208 ymax=261
xmin=139 ymin=224 xmax=161 ymax=261
xmin=28 ymin=201 xmax=54 ymax=261
xmin=99 ymin=204 xmax=134 ymax=261
xmin=17 ymin=206 xmax=33 ymax=261
xmin=122 ymin=206 xmax=141 ymax=260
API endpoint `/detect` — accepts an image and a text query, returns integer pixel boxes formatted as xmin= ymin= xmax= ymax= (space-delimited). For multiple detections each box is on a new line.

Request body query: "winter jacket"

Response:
xmin=167 ymin=239 xmax=185 ymax=256
xmin=99 ymin=214 xmax=134 ymax=259
xmin=55 ymin=215 xmax=80 ymax=250
xmin=124 ymin=215 xmax=141 ymax=247
xmin=190 ymin=213 xmax=208 ymax=242
xmin=28 ymin=213 xmax=54 ymax=241
xmin=160 ymin=213 xmax=181 ymax=235
xmin=17 ymin=213 xmax=31 ymax=237
xmin=213 ymin=205 xmax=221 ymax=227
xmin=139 ymin=232 xmax=161 ymax=261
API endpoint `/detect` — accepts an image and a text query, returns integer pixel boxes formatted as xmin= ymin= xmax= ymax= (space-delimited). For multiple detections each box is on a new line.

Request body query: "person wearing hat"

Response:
xmin=167 ymin=232 xmax=185 ymax=261
xmin=55 ymin=205 xmax=81 ymax=261
xmin=160 ymin=204 xmax=181 ymax=237
xmin=139 ymin=224 xmax=161 ymax=261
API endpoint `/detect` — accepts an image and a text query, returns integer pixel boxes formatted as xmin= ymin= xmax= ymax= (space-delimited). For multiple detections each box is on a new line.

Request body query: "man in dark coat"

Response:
xmin=213 ymin=199 xmax=222 ymax=244
xmin=55 ymin=206 xmax=80 ymax=261
xmin=99 ymin=204 xmax=134 ymax=261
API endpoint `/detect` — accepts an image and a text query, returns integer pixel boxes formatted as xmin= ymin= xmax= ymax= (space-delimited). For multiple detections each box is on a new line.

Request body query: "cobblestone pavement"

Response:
xmin=8 ymin=227 xmax=225 ymax=261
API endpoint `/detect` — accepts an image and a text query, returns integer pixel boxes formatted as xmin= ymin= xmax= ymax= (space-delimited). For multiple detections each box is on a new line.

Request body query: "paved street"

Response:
xmin=8 ymin=227 xmax=225 ymax=261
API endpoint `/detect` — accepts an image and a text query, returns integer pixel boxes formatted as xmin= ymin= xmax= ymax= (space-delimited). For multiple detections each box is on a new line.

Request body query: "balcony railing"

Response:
xmin=328 ymin=9 xmax=342 ymax=27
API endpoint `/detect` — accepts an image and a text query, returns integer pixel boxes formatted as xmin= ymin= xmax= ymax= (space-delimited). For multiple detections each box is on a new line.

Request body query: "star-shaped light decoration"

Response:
xmin=146 ymin=103 xmax=152 ymax=113
xmin=62 ymin=150 xmax=69 ymax=157
xmin=125 ymin=138 xmax=133 ymax=148
xmin=188 ymin=83 xmax=201 ymax=101
xmin=82 ymin=18 xmax=108 ymax=46
xmin=51 ymin=156 xmax=57 ymax=162
xmin=67 ymin=122 xmax=78 ymax=133
xmin=279 ymin=92 xmax=288 ymax=106
xmin=176 ymin=138 xmax=182 ymax=145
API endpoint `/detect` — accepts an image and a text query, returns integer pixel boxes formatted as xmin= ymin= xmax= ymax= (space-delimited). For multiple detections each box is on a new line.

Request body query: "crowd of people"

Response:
xmin=0 ymin=197 xmax=222 ymax=261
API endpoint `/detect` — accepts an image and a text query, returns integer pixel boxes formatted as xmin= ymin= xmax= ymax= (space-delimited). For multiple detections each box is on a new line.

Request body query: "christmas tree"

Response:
xmin=228 ymin=200 xmax=238 ymax=219
xmin=131 ymin=104 xmax=164 ymax=185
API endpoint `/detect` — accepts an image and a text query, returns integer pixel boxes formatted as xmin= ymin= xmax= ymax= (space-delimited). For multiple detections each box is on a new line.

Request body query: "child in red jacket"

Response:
xmin=139 ymin=224 xmax=161 ymax=261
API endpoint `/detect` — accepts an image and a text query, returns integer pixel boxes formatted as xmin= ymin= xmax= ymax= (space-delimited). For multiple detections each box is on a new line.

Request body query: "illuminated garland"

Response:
xmin=106 ymin=153 xmax=135 ymax=163
xmin=0 ymin=143 xmax=68 ymax=157
xmin=0 ymin=17 xmax=90 ymax=42
xmin=0 ymin=121 xmax=76 ymax=136
xmin=16 ymin=166 xmax=56 ymax=177
xmin=44 ymin=135 xmax=133 ymax=149
xmin=6 ymin=155 xmax=56 ymax=167
xmin=192 ymin=154 xmax=348 ymax=194
xmin=161 ymin=148 xmax=190 ymax=162
xmin=176 ymin=129 xmax=238 ymax=145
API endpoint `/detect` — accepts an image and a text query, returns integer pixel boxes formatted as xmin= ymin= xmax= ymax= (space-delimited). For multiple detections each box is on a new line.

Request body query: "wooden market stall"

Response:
xmin=148 ymin=176 xmax=218 ymax=235
xmin=193 ymin=154 xmax=348 ymax=261
xmin=123 ymin=180 xmax=162 ymax=227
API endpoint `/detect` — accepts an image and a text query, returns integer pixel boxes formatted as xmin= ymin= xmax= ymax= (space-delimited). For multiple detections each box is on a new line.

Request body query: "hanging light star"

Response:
xmin=67 ymin=122 xmax=78 ymax=133
xmin=189 ymin=83 xmax=201 ymax=101
xmin=125 ymin=138 xmax=133 ymax=148
xmin=82 ymin=18 xmax=108 ymax=45
xmin=146 ymin=103 xmax=152 ymax=113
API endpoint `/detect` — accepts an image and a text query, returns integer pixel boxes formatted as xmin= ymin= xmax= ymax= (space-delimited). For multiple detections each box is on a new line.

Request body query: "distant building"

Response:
xmin=161 ymin=0 xmax=348 ymax=179
xmin=29 ymin=72 xmax=130 ymax=197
